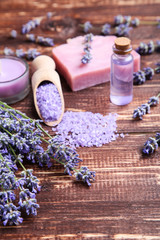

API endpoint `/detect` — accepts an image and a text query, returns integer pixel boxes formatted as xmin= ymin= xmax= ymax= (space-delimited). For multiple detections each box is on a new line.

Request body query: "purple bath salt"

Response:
xmin=52 ymin=111 xmax=119 ymax=148
xmin=36 ymin=82 xmax=62 ymax=122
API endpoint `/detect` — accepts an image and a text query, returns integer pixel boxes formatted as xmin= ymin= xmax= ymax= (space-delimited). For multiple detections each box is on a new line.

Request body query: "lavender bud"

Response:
xmin=83 ymin=21 xmax=93 ymax=33
xmin=133 ymin=70 xmax=146 ymax=85
xmin=143 ymin=67 xmax=154 ymax=80
xmin=101 ymin=23 xmax=111 ymax=35
xmin=10 ymin=30 xmax=17 ymax=38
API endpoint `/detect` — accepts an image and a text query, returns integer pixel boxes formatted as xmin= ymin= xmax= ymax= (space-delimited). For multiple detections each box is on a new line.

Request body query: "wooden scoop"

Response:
xmin=31 ymin=55 xmax=65 ymax=126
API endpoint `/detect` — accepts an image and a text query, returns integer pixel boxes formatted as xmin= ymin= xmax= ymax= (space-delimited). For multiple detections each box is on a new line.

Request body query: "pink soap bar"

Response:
xmin=52 ymin=36 xmax=140 ymax=91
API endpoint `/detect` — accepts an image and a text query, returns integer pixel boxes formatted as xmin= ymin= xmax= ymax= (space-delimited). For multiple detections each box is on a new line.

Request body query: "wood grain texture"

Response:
xmin=0 ymin=0 xmax=160 ymax=239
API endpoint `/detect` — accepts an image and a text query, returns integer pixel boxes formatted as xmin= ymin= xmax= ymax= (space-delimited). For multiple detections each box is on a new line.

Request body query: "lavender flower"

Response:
xmin=143 ymin=67 xmax=154 ymax=80
xmin=131 ymin=18 xmax=140 ymax=27
xmin=143 ymin=137 xmax=159 ymax=154
xmin=26 ymin=49 xmax=40 ymax=60
xmin=0 ymin=203 xmax=23 ymax=226
xmin=148 ymin=96 xmax=159 ymax=106
xmin=75 ymin=166 xmax=96 ymax=187
xmin=21 ymin=18 xmax=41 ymax=34
xmin=83 ymin=21 xmax=93 ymax=33
xmin=114 ymin=15 xmax=124 ymax=26
xmin=124 ymin=16 xmax=131 ymax=25
xmin=115 ymin=23 xmax=132 ymax=37
xmin=136 ymin=42 xmax=148 ymax=55
xmin=133 ymin=70 xmax=146 ymax=85
xmin=81 ymin=53 xmax=92 ymax=64
xmin=10 ymin=30 xmax=17 ymax=38
xmin=15 ymin=49 xmax=26 ymax=58
xmin=36 ymin=36 xmax=54 ymax=46
xmin=3 ymin=47 xmax=14 ymax=56
xmin=81 ymin=33 xmax=93 ymax=64
xmin=133 ymin=93 xmax=160 ymax=120
xmin=136 ymin=41 xmax=155 ymax=55
xmin=101 ymin=23 xmax=111 ymax=35
xmin=26 ymin=34 xmax=36 ymax=42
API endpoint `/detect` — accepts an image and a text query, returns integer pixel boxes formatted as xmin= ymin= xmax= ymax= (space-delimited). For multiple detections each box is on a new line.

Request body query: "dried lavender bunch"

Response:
xmin=133 ymin=93 xmax=160 ymax=120
xmin=143 ymin=133 xmax=160 ymax=155
xmin=133 ymin=67 xmax=154 ymax=85
xmin=81 ymin=33 xmax=93 ymax=64
xmin=21 ymin=18 xmax=42 ymax=34
xmin=0 ymin=101 xmax=95 ymax=186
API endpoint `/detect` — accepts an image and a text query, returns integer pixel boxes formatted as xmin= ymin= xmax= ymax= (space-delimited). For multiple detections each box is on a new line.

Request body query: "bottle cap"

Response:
xmin=113 ymin=37 xmax=132 ymax=55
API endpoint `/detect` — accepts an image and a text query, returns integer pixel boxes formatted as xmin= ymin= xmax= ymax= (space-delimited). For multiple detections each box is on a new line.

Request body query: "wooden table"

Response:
xmin=0 ymin=0 xmax=160 ymax=239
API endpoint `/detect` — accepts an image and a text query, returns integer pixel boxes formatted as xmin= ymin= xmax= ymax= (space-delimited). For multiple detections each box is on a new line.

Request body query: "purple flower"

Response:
xmin=26 ymin=49 xmax=41 ymax=60
xmin=131 ymin=18 xmax=140 ymax=27
xmin=115 ymin=23 xmax=132 ymax=37
xmin=124 ymin=16 xmax=131 ymax=25
xmin=36 ymin=36 xmax=54 ymax=46
xmin=15 ymin=49 xmax=26 ymax=58
xmin=133 ymin=104 xmax=150 ymax=120
xmin=81 ymin=53 xmax=92 ymax=64
xmin=143 ymin=137 xmax=158 ymax=154
xmin=101 ymin=23 xmax=111 ymax=35
xmin=148 ymin=96 xmax=159 ymax=106
xmin=83 ymin=21 xmax=93 ymax=33
xmin=143 ymin=67 xmax=154 ymax=80
xmin=114 ymin=15 xmax=124 ymax=26
xmin=136 ymin=41 xmax=155 ymax=55
xmin=133 ymin=70 xmax=146 ymax=85
xmin=75 ymin=166 xmax=96 ymax=186
xmin=19 ymin=198 xmax=39 ymax=216
xmin=3 ymin=47 xmax=14 ymax=56
xmin=10 ymin=30 xmax=17 ymax=38
xmin=0 ymin=203 xmax=23 ymax=226
xmin=21 ymin=18 xmax=41 ymax=34
xmin=20 ymin=169 xmax=41 ymax=193
xmin=26 ymin=34 xmax=36 ymax=42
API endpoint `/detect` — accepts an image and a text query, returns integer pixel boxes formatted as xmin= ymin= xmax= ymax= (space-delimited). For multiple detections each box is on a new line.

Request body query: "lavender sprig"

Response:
xmin=21 ymin=18 xmax=42 ymax=34
xmin=133 ymin=93 xmax=160 ymax=120
xmin=135 ymin=40 xmax=158 ymax=55
xmin=133 ymin=67 xmax=154 ymax=85
xmin=143 ymin=133 xmax=160 ymax=155
xmin=2 ymin=47 xmax=41 ymax=60
xmin=81 ymin=33 xmax=93 ymax=64
xmin=115 ymin=23 xmax=132 ymax=37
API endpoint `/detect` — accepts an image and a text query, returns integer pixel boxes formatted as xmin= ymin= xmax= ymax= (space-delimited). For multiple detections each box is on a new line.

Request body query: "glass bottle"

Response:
xmin=110 ymin=37 xmax=133 ymax=105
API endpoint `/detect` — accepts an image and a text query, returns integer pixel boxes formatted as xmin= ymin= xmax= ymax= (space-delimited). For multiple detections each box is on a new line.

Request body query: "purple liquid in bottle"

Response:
xmin=110 ymin=37 xmax=133 ymax=106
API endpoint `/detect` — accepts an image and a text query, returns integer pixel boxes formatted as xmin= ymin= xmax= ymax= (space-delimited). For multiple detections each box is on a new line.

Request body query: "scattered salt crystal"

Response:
xmin=36 ymin=82 xmax=62 ymax=122
xmin=52 ymin=111 xmax=119 ymax=148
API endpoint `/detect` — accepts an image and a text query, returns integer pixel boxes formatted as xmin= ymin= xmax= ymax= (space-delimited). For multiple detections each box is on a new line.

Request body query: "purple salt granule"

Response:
xmin=52 ymin=111 xmax=119 ymax=148
xmin=36 ymin=82 xmax=62 ymax=122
